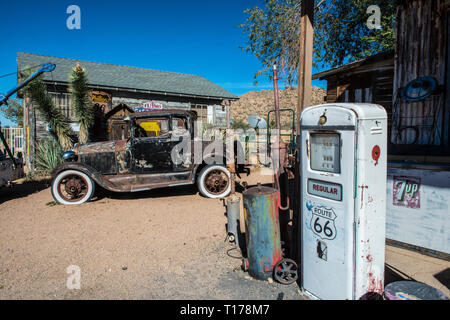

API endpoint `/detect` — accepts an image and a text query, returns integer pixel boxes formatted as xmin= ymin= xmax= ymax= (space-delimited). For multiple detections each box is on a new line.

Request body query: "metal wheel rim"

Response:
xmin=204 ymin=169 xmax=230 ymax=195
xmin=58 ymin=174 xmax=89 ymax=202
xmin=274 ymin=258 xmax=298 ymax=285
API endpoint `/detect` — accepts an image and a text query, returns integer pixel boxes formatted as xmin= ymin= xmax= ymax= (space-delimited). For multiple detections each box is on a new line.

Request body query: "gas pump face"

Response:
xmin=300 ymin=103 xmax=387 ymax=300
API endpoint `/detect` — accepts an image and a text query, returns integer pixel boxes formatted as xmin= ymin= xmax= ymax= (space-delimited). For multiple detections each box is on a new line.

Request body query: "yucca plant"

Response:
xmin=35 ymin=136 xmax=64 ymax=175
xmin=68 ymin=63 xmax=93 ymax=144
xmin=23 ymin=70 xmax=74 ymax=150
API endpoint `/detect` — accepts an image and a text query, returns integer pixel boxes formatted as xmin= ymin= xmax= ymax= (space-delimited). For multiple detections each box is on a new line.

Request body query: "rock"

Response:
xmin=230 ymin=87 xmax=326 ymax=127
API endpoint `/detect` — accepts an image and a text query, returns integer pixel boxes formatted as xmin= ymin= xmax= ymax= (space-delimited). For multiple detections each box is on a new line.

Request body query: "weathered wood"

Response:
xmin=296 ymin=0 xmax=315 ymax=132
xmin=392 ymin=0 xmax=447 ymax=149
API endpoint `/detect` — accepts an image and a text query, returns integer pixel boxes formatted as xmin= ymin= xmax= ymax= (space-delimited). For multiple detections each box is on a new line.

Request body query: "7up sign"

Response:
xmin=393 ymin=176 xmax=421 ymax=209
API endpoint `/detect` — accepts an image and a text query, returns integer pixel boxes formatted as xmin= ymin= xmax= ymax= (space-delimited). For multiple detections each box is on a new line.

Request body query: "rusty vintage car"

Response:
xmin=51 ymin=109 xmax=244 ymax=205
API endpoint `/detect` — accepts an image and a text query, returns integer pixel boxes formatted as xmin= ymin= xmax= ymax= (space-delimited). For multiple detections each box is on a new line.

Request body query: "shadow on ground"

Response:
xmin=0 ymin=178 xmax=51 ymax=204
xmin=434 ymin=268 xmax=450 ymax=291
xmin=92 ymin=184 xmax=198 ymax=202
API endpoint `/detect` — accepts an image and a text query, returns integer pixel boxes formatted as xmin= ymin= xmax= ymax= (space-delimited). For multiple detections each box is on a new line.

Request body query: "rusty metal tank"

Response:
xmin=243 ymin=183 xmax=282 ymax=280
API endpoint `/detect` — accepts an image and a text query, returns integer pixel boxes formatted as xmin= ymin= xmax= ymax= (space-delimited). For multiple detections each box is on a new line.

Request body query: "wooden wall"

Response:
xmin=391 ymin=0 xmax=448 ymax=154
xmin=324 ymin=57 xmax=394 ymax=124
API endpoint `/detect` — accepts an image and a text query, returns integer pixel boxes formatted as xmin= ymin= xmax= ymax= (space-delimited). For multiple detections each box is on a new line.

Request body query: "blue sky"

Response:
xmin=0 ymin=0 xmax=326 ymax=126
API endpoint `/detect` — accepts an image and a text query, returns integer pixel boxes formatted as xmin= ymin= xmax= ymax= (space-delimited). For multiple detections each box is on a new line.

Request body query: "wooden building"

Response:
xmin=105 ymin=104 xmax=135 ymax=141
xmin=312 ymin=51 xmax=395 ymax=131
xmin=17 ymin=52 xmax=238 ymax=169
xmin=313 ymin=0 xmax=449 ymax=258
xmin=391 ymin=0 xmax=449 ymax=157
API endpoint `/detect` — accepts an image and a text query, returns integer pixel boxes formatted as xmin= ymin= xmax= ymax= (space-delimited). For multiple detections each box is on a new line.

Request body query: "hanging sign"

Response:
xmin=134 ymin=101 xmax=165 ymax=112
xmin=90 ymin=91 xmax=112 ymax=113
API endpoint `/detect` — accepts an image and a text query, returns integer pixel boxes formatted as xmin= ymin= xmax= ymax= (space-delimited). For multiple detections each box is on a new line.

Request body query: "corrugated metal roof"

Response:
xmin=17 ymin=52 xmax=238 ymax=100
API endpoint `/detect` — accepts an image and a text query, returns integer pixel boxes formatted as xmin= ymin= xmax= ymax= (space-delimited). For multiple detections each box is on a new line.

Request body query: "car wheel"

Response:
xmin=51 ymin=170 xmax=95 ymax=205
xmin=197 ymin=164 xmax=231 ymax=199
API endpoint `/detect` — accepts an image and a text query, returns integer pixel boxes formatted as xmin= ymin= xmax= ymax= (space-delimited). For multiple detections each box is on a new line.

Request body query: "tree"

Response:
xmin=68 ymin=63 xmax=93 ymax=144
xmin=240 ymin=0 xmax=396 ymax=84
xmin=0 ymin=98 xmax=23 ymax=126
xmin=23 ymin=72 xmax=74 ymax=150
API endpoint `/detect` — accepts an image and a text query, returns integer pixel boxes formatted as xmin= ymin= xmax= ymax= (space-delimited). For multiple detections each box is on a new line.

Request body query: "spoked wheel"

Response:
xmin=273 ymin=258 xmax=299 ymax=285
xmin=51 ymin=170 xmax=95 ymax=205
xmin=197 ymin=165 xmax=231 ymax=199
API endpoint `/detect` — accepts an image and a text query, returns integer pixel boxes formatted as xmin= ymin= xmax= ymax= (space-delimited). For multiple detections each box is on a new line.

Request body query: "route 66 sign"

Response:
xmin=306 ymin=202 xmax=337 ymax=240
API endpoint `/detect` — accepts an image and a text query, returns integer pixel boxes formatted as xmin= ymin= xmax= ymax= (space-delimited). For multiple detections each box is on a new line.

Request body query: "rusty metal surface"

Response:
xmin=53 ymin=110 xmax=242 ymax=195
xmin=243 ymin=185 xmax=283 ymax=280
xmin=0 ymin=158 xmax=24 ymax=187
xmin=128 ymin=109 xmax=197 ymax=120
xmin=78 ymin=141 xmax=116 ymax=154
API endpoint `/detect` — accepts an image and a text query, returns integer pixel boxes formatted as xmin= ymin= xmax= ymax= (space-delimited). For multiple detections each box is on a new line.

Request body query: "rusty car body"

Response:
xmin=50 ymin=109 xmax=243 ymax=205
xmin=0 ymin=125 xmax=25 ymax=189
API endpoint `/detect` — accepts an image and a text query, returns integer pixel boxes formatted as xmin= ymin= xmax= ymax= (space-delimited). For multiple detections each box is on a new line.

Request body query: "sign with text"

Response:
xmin=307 ymin=179 xmax=342 ymax=201
xmin=90 ymin=91 xmax=112 ymax=113
xmin=392 ymin=176 xmax=421 ymax=209
xmin=135 ymin=101 xmax=165 ymax=112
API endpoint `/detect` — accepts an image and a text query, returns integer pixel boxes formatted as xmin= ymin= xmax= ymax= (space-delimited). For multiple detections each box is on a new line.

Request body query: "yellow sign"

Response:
xmin=139 ymin=122 xmax=161 ymax=135
xmin=90 ymin=91 xmax=111 ymax=103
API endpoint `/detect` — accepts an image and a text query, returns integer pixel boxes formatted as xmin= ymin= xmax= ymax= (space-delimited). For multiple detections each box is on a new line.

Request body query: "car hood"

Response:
xmin=76 ymin=141 xmax=116 ymax=155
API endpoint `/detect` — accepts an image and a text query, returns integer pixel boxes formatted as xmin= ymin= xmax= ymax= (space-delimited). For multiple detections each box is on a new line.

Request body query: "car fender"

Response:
xmin=51 ymin=162 xmax=119 ymax=192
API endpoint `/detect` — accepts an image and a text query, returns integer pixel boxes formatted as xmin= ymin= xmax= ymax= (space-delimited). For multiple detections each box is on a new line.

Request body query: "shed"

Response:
xmin=104 ymin=104 xmax=135 ymax=141
xmin=313 ymin=0 xmax=450 ymax=259
xmin=312 ymin=51 xmax=394 ymax=129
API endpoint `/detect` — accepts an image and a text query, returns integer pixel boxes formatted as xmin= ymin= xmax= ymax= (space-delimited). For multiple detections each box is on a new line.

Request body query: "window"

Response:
xmin=172 ymin=117 xmax=188 ymax=136
xmin=50 ymin=93 xmax=75 ymax=120
xmin=191 ymin=104 xmax=208 ymax=125
xmin=310 ymin=133 xmax=341 ymax=174
xmin=135 ymin=118 xmax=170 ymax=138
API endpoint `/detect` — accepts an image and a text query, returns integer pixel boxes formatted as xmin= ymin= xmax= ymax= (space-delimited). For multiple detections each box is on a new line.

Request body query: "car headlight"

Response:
xmin=62 ymin=151 xmax=77 ymax=161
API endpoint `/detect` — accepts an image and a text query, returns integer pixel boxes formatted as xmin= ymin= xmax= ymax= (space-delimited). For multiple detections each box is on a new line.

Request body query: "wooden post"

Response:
xmin=223 ymin=99 xmax=236 ymax=196
xmin=296 ymin=0 xmax=315 ymax=129
xmin=293 ymin=0 xmax=315 ymax=263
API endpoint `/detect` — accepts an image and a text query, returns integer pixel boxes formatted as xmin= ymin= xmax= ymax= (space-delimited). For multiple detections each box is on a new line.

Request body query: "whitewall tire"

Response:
xmin=197 ymin=165 xmax=231 ymax=199
xmin=51 ymin=170 xmax=95 ymax=205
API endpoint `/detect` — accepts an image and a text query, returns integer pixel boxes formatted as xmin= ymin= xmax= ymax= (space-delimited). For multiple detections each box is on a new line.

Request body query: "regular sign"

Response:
xmin=307 ymin=179 xmax=342 ymax=201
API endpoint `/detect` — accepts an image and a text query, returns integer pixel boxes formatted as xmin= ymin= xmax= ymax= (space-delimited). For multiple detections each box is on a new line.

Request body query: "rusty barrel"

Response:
xmin=243 ymin=183 xmax=282 ymax=280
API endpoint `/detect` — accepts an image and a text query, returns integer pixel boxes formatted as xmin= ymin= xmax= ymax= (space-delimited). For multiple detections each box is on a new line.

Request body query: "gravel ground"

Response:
xmin=0 ymin=169 xmax=304 ymax=300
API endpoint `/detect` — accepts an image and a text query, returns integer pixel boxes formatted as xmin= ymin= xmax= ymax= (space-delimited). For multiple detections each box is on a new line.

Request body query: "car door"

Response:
xmin=130 ymin=115 xmax=192 ymax=174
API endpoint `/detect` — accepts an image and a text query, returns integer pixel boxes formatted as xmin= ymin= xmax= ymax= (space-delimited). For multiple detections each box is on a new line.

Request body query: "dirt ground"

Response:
xmin=0 ymin=169 xmax=448 ymax=300
xmin=0 ymin=169 xmax=303 ymax=300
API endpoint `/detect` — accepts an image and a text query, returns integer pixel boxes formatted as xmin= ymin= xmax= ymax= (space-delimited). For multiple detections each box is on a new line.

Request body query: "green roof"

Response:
xmin=17 ymin=52 xmax=238 ymax=100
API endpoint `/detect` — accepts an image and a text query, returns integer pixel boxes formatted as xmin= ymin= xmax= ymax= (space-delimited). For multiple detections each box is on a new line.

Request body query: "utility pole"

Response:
xmin=293 ymin=0 xmax=315 ymax=264
xmin=296 ymin=0 xmax=315 ymax=130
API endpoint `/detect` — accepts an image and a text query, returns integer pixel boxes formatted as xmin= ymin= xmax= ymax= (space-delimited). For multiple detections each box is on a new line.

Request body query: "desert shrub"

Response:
xmin=35 ymin=136 xmax=63 ymax=175
xmin=231 ymin=119 xmax=252 ymax=130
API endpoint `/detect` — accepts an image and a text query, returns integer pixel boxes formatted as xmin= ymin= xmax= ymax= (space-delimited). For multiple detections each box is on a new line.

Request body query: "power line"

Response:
xmin=0 ymin=64 xmax=45 ymax=80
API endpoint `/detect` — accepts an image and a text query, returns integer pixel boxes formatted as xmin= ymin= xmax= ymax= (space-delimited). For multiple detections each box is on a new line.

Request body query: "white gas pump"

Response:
xmin=299 ymin=103 xmax=387 ymax=300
